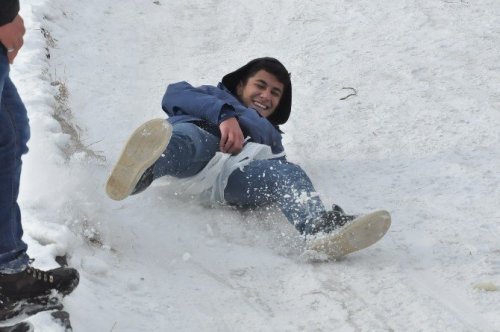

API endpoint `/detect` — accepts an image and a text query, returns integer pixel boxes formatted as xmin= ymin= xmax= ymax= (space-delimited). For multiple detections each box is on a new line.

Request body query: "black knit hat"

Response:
xmin=221 ymin=57 xmax=292 ymax=125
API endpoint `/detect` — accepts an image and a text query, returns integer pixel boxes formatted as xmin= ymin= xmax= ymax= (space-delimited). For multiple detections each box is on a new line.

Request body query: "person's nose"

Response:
xmin=260 ymin=88 xmax=272 ymax=100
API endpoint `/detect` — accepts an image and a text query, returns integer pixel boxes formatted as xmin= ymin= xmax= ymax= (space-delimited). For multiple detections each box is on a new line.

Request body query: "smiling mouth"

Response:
xmin=253 ymin=101 xmax=269 ymax=110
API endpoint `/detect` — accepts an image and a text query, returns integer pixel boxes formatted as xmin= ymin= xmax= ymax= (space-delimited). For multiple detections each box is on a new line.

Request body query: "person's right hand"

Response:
xmin=0 ymin=15 xmax=26 ymax=64
xmin=219 ymin=117 xmax=244 ymax=154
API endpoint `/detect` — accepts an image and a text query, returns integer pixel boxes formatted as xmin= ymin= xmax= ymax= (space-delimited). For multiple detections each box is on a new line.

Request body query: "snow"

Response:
xmin=2 ymin=0 xmax=499 ymax=330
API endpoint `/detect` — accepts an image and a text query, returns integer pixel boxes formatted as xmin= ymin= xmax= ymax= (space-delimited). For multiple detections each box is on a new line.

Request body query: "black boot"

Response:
xmin=130 ymin=165 xmax=154 ymax=195
xmin=305 ymin=204 xmax=357 ymax=235
xmin=0 ymin=266 xmax=79 ymax=303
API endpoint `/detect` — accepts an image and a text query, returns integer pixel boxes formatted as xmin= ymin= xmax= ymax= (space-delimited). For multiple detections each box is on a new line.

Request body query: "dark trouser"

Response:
xmin=0 ymin=53 xmax=30 ymax=273
xmin=153 ymin=123 xmax=326 ymax=233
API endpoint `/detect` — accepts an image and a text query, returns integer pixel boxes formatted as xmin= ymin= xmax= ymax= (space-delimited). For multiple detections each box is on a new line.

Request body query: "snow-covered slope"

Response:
xmin=4 ymin=0 xmax=499 ymax=330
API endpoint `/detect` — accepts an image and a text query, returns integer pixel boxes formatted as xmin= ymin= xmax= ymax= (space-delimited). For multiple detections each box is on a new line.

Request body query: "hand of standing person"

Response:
xmin=219 ymin=117 xmax=244 ymax=154
xmin=0 ymin=15 xmax=25 ymax=64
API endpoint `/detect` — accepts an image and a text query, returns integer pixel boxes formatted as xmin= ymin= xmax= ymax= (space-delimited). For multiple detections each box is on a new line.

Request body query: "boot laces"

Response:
xmin=26 ymin=266 xmax=54 ymax=284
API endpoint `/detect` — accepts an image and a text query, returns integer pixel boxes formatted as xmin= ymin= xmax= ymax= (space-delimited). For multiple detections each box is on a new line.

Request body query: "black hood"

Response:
xmin=221 ymin=57 xmax=292 ymax=126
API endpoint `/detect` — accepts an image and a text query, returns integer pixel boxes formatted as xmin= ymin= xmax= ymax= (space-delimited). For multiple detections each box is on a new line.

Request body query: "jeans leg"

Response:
xmin=224 ymin=159 xmax=326 ymax=233
xmin=0 ymin=56 xmax=30 ymax=272
xmin=153 ymin=122 xmax=219 ymax=179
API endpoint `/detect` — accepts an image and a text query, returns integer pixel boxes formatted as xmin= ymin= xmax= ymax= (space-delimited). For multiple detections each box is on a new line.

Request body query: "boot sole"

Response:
xmin=106 ymin=119 xmax=172 ymax=201
xmin=307 ymin=210 xmax=391 ymax=259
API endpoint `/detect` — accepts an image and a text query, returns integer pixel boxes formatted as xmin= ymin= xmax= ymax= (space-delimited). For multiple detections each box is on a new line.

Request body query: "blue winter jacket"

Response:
xmin=161 ymin=81 xmax=285 ymax=154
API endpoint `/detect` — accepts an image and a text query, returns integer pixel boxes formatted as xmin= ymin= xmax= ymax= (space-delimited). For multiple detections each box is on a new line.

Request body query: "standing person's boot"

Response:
xmin=0 ymin=265 xmax=79 ymax=303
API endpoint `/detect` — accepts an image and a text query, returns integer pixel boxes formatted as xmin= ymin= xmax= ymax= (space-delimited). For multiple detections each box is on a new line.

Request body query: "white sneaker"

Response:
xmin=306 ymin=210 xmax=391 ymax=259
xmin=106 ymin=119 xmax=172 ymax=201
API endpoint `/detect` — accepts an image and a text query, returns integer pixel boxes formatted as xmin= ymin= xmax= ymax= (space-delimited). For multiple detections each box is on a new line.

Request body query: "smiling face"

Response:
xmin=236 ymin=70 xmax=284 ymax=118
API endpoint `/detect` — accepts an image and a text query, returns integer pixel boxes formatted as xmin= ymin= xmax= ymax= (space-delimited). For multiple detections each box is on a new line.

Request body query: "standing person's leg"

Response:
xmin=224 ymin=159 xmax=328 ymax=234
xmin=0 ymin=60 xmax=30 ymax=273
xmin=0 ymin=57 xmax=79 ymax=303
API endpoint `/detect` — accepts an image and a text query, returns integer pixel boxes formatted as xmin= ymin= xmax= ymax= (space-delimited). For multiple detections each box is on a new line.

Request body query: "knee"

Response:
xmin=269 ymin=161 xmax=307 ymax=182
xmin=18 ymin=123 xmax=30 ymax=155
xmin=0 ymin=124 xmax=15 ymax=170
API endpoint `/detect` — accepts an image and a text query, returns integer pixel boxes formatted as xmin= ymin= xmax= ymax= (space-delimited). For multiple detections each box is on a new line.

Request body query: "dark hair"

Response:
xmin=240 ymin=59 xmax=291 ymax=88
xmin=221 ymin=57 xmax=292 ymax=126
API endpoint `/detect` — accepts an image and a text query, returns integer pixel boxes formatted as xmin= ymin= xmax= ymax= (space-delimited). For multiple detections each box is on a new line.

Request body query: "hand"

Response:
xmin=237 ymin=110 xmax=284 ymax=154
xmin=0 ymin=15 xmax=26 ymax=64
xmin=219 ymin=117 xmax=244 ymax=154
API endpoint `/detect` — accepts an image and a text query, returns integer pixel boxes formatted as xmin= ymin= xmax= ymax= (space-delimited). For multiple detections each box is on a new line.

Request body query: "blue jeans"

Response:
xmin=153 ymin=122 xmax=326 ymax=233
xmin=0 ymin=54 xmax=30 ymax=273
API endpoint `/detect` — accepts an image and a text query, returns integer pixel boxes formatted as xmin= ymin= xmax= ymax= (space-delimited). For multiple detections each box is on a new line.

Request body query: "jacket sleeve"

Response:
xmin=0 ymin=0 xmax=20 ymax=26
xmin=236 ymin=108 xmax=285 ymax=154
xmin=162 ymin=81 xmax=236 ymax=125
xmin=162 ymin=81 xmax=284 ymax=154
